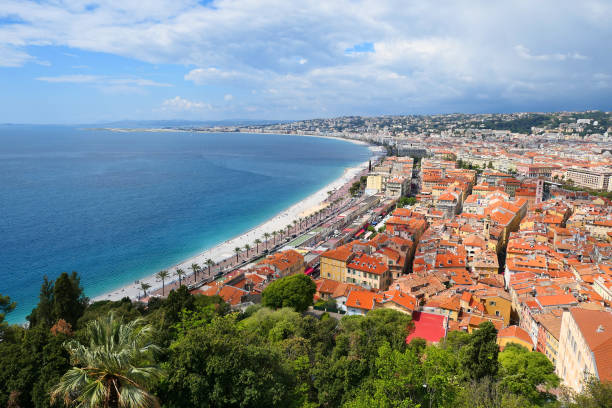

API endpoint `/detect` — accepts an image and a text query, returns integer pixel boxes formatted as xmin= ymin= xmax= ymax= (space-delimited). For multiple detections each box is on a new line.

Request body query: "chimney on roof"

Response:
xmin=356 ymin=299 xmax=360 ymax=306
xmin=597 ymin=325 xmax=605 ymax=333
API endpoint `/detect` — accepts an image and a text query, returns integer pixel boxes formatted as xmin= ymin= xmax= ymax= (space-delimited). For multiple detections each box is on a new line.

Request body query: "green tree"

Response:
xmin=162 ymin=314 xmax=295 ymax=407
xmin=27 ymin=276 xmax=54 ymax=328
xmin=344 ymin=342 xmax=422 ymax=408
xmin=175 ymin=268 xmax=186 ymax=287
xmin=234 ymin=246 xmax=241 ymax=261
xmin=262 ymin=274 xmax=316 ymax=312
xmin=0 ymin=293 xmax=16 ymax=336
xmin=569 ymin=376 xmax=612 ymax=408
xmin=498 ymin=343 xmax=559 ymax=403
xmin=254 ymin=238 xmax=262 ymax=252
xmin=244 ymin=243 xmax=251 ymax=257
xmin=155 ymin=270 xmax=169 ymax=296
xmin=0 ymin=325 xmax=71 ymax=408
xmin=53 ymin=272 xmax=88 ymax=328
xmin=162 ymin=285 xmax=195 ymax=325
xmin=140 ymin=282 xmax=151 ymax=298
xmin=51 ymin=313 xmax=163 ymax=408
xmin=264 ymin=232 xmax=271 ymax=248
xmin=459 ymin=321 xmax=500 ymax=381
xmin=205 ymin=258 xmax=215 ymax=276
xmin=397 ymin=196 xmax=416 ymax=208
xmin=189 ymin=263 xmax=200 ymax=281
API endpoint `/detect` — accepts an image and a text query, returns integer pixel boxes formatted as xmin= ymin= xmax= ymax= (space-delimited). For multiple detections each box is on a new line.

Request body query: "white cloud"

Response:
xmin=224 ymin=94 xmax=233 ymax=101
xmin=36 ymin=74 xmax=171 ymax=87
xmin=36 ymin=74 xmax=100 ymax=83
xmin=184 ymin=67 xmax=251 ymax=85
xmin=161 ymin=96 xmax=211 ymax=111
xmin=514 ymin=45 xmax=588 ymax=61
xmin=0 ymin=45 xmax=36 ymax=67
xmin=1 ymin=0 xmax=611 ymax=115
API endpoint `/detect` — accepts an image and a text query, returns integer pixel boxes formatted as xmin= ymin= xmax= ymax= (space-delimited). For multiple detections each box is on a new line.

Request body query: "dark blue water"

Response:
xmin=0 ymin=126 xmax=371 ymax=322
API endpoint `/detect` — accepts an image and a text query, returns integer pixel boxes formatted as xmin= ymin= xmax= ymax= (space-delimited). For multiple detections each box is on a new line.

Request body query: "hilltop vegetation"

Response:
xmin=0 ymin=273 xmax=610 ymax=407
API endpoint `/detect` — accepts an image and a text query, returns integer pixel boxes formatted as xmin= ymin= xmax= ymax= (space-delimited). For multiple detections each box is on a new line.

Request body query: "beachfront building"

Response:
xmin=258 ymin=249 xmax=305 ymax=278
xmin=556 ymin=308 xmax=612 ymax=393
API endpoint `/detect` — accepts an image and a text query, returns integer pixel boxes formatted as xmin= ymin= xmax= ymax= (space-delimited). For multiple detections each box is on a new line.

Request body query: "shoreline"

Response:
xmin=93 ymin=141 xmax=378 ymax=302
xmin=94 ymin=127 xmax=371 ymax=147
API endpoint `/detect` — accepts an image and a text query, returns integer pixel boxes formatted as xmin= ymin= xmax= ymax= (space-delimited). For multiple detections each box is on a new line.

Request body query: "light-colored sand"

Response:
xmin=93 ymin=153 xmax=374 ymax=302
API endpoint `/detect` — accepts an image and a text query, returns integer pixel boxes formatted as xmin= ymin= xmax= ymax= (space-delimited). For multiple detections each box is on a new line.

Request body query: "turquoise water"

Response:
xmin=0 ymin=126 xmax=371 ymax=323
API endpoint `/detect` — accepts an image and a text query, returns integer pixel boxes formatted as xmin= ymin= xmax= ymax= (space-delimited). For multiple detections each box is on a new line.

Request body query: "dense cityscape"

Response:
xmin=2 ymin=110 xmax=612 ymax=407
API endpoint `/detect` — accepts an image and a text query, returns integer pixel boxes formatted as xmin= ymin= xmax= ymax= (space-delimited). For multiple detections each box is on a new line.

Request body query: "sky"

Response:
xmin=0 ymin=0 xmax=611 ymax=123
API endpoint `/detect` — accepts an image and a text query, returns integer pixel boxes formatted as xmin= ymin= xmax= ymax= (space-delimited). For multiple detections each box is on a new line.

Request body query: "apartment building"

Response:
xmin=564 ymin=167 xmax=612 ymax=191
xmin=556 ymin=308 xmax=612 ymax=393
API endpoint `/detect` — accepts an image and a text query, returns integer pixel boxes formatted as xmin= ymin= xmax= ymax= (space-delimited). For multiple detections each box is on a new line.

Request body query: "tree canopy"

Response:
xmin=3 ymin=273 xmax=611 ymax=408
xmin=262 ymin=273 xmax=316 ymax=312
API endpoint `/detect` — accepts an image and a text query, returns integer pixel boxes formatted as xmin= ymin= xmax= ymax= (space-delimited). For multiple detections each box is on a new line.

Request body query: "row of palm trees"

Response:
xmin=138 ymin=258 xmax=217 ymax=298
xmin=139 ymin=198 xmax=348 ymax=299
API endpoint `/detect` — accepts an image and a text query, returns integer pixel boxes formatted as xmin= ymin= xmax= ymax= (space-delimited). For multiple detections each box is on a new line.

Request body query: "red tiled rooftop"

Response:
xmin=406 ymin=311 xmax=446 ymax=344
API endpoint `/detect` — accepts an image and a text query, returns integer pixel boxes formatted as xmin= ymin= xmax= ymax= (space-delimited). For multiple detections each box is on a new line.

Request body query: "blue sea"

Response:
xmin=0 ymin=125 xmax=371 ymax=323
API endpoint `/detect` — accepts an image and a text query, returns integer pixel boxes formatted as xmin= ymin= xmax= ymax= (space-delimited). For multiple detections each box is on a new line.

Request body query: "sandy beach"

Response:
xmin=94 ymin=142 xmax=378 ymax=302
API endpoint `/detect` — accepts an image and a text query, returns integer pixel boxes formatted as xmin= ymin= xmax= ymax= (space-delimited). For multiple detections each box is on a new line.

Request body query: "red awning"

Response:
xmin=304 ymin=267 xmax=314 ymax=275
xmin=355 ymin=229 xmax=365 ymax=237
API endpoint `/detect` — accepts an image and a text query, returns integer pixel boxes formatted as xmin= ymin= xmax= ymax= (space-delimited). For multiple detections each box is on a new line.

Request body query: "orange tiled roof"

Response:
xmin=536 ymin=293 xmax=578 ymax=307
xmin=346 ymin=290 xmax=377 ymax=310
xmin=321 ymin=244 xmax=354 ymax=262
xmin=347 ymin=253 xmax=389 ymax=276
xmin=498 ymin=325 xmax=533 ymax=346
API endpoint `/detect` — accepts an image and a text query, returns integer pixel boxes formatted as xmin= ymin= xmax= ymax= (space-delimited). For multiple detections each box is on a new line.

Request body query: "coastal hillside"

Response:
xmin=0 ymin=273 xmax=607 ymax=408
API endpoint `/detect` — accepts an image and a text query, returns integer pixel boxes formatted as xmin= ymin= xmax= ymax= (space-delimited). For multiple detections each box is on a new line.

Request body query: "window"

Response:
xmin=495 ymin=311 xmax=500 ymax=317
xmin=489 ymin=301 xmax=496 ymax=306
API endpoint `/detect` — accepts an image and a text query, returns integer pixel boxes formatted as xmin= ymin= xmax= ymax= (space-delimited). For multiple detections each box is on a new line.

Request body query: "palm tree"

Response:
xmin=155 ymin=270 xmax=169 ymax=296
xmin=51 ymin=313 xmax=163 ymax=408
xmin=175 ymin=268 xmax=186 ymax=287
xmin=264 ymin=232 xmax=270 ymax=248
xmin=140 ymin=282 xmax=151 ymax=298
xmin=190 ymin=263 xmax=200 ymax=282
xmin=244 ymin=244 xmax=251 ymax=257
xmin=234 ymin=247 xmax=241 ymax=262
xmin=254 ymin=239 xmax=261 ymax=253
xmin=206 ymin=258 xmax=215 ymax=276
xmin=286 ymin=224 xmax=292 ymax=236
xmin=272 ymin=230 xmax=278 ymax=244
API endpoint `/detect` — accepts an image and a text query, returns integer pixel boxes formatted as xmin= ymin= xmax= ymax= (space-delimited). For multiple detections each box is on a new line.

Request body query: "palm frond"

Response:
xmin=53 ymin=312 xmax=165 ymax=408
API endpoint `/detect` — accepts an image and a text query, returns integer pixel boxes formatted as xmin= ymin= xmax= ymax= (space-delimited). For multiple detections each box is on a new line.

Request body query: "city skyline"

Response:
xmin=1 ymin=0 xmax=611 ymax=123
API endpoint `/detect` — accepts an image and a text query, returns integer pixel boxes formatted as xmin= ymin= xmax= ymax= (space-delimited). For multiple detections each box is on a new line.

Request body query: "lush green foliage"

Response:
xmin=51 ymin=313 xmax=164 ymax=408
xmin=2 ymin=275 xmax=611 ymax=408
xmin=0 ymin=293 xmax=16 ymax=336
xmin=27 ymin=272 xmax=89 ymax=328
xmin=397 ymin=196 xmax=417 ymax=208
xmin=262 ymin=273 xmax=316 ymax=312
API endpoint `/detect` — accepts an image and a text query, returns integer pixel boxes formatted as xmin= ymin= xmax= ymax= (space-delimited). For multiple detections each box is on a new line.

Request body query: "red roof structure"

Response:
xmin=406 ymin=311 xmax=446 ymax=344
